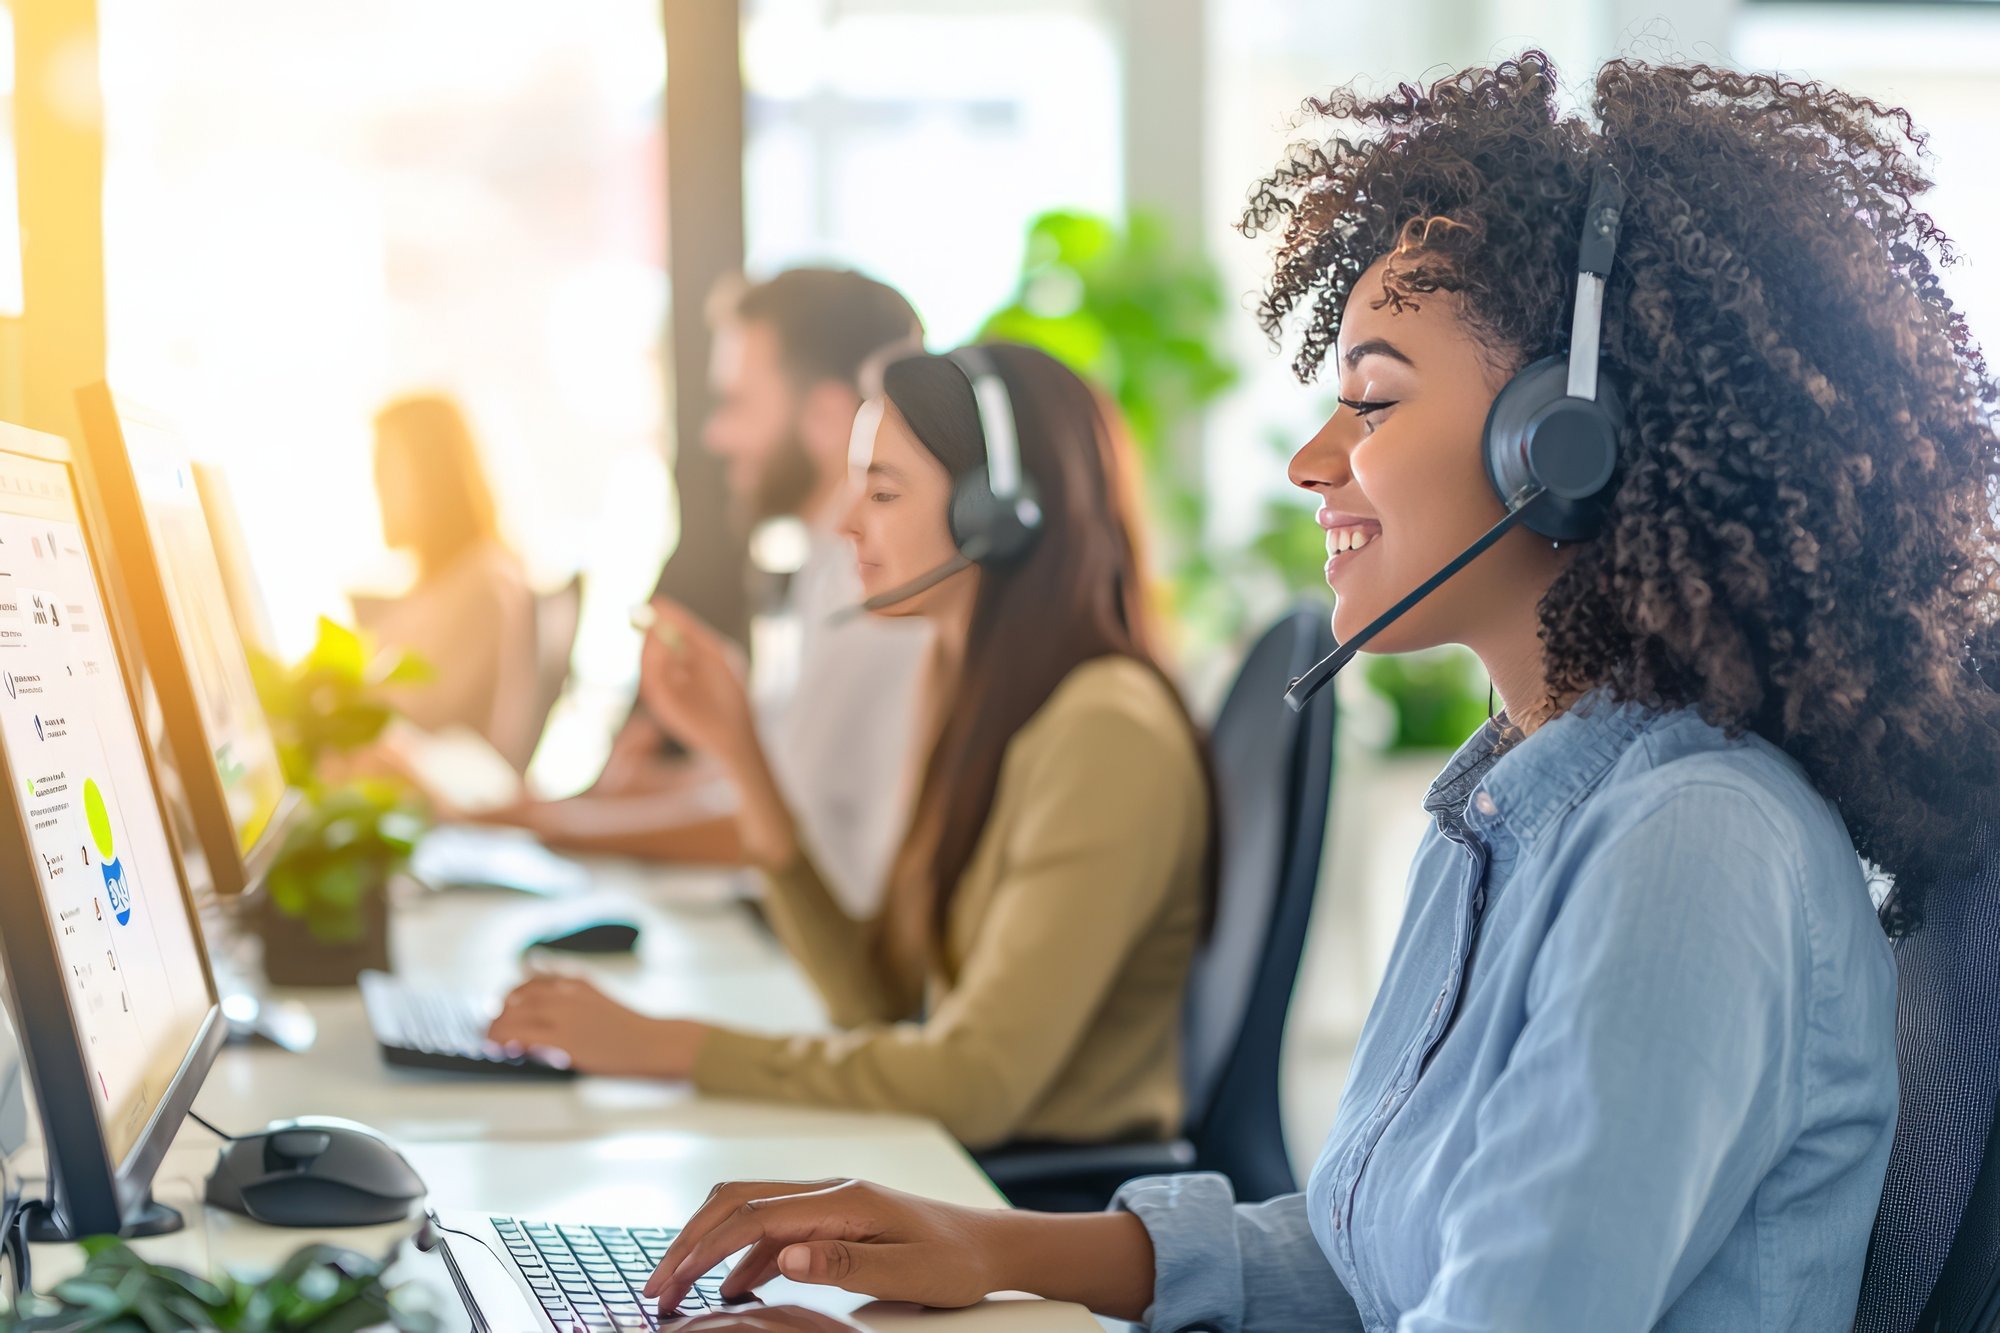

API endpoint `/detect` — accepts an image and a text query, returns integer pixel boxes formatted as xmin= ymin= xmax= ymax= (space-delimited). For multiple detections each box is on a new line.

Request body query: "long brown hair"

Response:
xmin=372 ymin=394 xmax=505 ymax=579
xmin=879 ymin=344 xmax=1206 ymax=947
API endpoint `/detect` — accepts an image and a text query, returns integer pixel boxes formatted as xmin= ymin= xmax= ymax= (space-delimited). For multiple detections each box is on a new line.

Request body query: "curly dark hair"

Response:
xmin=1243 ymin=52 xmax=2000 ymax=931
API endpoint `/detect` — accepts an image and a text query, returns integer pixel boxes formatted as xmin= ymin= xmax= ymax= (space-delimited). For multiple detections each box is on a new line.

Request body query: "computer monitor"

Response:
xmin=0 ymin=420 xmax=224 ymax=1241
xmin=188 ymin=460 xmax=279 ymax=661
xmin=73 ymin=384 xmax=298 ymax=898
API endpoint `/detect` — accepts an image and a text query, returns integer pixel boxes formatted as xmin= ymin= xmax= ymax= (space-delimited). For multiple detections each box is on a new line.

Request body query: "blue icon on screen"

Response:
xmin=101 ymin=858 xmax=131 ymax=926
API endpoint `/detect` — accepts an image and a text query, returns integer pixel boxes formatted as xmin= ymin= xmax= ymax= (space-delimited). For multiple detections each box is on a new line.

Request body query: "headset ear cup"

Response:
xmin=1481 ymin=355 xmax=1624 ymax=542
xmin=950 ymin=472 xmax=1039 ymax=564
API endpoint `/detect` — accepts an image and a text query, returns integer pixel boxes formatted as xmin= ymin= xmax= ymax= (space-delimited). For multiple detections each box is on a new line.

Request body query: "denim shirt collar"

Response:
xmin=1426 ymin=692 xmax=1660 ymax=847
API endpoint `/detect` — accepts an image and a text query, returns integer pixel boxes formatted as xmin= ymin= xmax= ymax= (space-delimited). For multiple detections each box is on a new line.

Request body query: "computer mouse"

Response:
xmin=205 ymin=1116 xmax=426 ymax=1227
xmin=528 ymin=920 xmax=641 ymax=954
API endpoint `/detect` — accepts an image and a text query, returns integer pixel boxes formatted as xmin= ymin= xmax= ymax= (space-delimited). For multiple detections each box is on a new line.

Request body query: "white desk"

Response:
xmin=205 ymin=868 xmax=877 ymax=1142
xmin=16 ymin=857 xmax=1098 ymax=1330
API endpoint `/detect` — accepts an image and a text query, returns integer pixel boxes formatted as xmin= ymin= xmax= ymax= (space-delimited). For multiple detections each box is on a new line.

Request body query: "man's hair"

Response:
xmin=717 ymin=267 xmax=923 ymax=391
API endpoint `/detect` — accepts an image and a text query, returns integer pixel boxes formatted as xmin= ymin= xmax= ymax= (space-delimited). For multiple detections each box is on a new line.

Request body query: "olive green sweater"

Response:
xmin=691 ymin=656 xmax=1210 ymax=1150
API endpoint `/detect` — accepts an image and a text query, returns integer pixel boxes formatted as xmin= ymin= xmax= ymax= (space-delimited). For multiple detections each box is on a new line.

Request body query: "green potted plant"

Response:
xmin=247 ymin=619 xmax=431 ymax=987
xmin=979 ymin=209 xmax=1242 ymax=647
xmin=1363 ymin=647 xmax=1491 ymax=754
xmin=4 ymin=1235 xmax=435 ymax=1331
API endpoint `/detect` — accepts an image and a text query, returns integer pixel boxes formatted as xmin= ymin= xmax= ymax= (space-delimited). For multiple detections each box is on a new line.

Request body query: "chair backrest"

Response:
xmin=1180 ymin=605 xmax=1337 ymax=1201
xmin=1855 ymin=819 xmax=2000 ymax=1333
xmin=527 ymin=573 xmax=585 ymax=750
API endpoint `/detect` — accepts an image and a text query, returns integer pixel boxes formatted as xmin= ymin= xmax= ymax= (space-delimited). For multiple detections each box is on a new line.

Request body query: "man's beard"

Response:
xmin=742 ymin=427 xmax=819 ymax=525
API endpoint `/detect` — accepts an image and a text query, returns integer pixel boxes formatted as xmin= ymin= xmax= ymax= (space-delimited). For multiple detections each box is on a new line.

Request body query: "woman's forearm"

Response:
xmin=717 ymin=735 xmax=802 ymax=871
xmin=537 ymin=810 xmax=745 ymax=864
xmin=982 ymin=1209 xmax=1156 ymax=1322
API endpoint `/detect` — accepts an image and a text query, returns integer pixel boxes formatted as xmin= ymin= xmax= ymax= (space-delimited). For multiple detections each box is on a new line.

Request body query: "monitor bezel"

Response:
xmin=72 ymin=383 xmax=303 ymax=899
xmin=0 ymin=419 xmax=226 ymax=1238
xmin=187 ymin=460 xmax=281 ymax=666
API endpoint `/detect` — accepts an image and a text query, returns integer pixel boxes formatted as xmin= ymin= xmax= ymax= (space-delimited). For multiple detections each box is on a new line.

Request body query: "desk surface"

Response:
xmin=16 ymin=855 xmax=1099 ymax=1330
xmin=204 ymin=867 xmax=900 ymax=1143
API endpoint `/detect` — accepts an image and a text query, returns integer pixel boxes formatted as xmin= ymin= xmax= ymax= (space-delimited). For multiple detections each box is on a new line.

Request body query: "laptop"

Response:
xmin=420 ymin=1209 xmax=734 ymax=1330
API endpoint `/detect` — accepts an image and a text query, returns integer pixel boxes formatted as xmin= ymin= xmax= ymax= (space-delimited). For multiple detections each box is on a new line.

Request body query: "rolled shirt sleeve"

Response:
xmin=1113 ymin=1173 xmax=1362 ymax=1333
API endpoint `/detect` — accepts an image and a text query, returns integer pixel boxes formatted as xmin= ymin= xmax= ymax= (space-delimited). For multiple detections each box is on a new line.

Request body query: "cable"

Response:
xmin=2 ymin=1153 xmax=34 ymax=1303
xmin=6 ymin=1200 xmax=29 ymax=1299
xmin=418 ymin=1211 xmax=594 ymax=1333
xmin=189 ymin=1111 xmax=240 ymax=1141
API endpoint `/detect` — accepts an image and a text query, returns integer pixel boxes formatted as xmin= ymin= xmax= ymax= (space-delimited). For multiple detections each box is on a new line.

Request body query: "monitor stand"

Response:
xmin=19 ymin=1194 xmax=185 ymax=1243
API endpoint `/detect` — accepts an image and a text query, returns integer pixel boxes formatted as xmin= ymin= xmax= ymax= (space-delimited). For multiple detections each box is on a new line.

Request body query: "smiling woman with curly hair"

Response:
xmin=632 ymin=52 xmax=2000 ymax=1333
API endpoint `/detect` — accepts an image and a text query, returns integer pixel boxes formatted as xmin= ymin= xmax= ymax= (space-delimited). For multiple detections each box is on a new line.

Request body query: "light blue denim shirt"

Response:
xmin=1116 ymin=697 xmax=1899 ymax=1331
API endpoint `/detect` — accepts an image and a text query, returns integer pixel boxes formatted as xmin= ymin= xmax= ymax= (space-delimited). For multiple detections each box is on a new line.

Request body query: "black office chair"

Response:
xmin=1854 ymin=817 xmax=2000 ymax=1333
xmin=978 ymin=606 xmax=1338 ymax=1211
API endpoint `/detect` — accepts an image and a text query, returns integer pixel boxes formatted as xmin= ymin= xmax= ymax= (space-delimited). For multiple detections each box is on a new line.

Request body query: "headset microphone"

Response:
xmin=1282 ymin=488 xmax=1545 ymax=710
xmin=1283 ymin=165 xmax=1628 ymax=713
xmin=849 ymin=553 xmax=973 ymax=616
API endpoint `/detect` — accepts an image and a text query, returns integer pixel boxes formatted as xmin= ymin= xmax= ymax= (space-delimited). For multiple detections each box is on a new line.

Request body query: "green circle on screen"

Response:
xmin=84 ymin=779 xmax=115 ymax=861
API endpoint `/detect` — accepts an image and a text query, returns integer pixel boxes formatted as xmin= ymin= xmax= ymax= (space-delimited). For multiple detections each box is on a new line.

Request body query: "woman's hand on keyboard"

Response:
xmin=487 ymin=972 xmax=706 ymax=1078
xmin=643 ymin=1179 xmax=1008 ymax=1315
xmin=645 ymin=1178 xmax=1158 ymax=1323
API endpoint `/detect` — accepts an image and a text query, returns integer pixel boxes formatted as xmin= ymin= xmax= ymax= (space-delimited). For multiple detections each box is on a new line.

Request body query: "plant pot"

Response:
xmin=256 ymin=880 xmax=392 ymax=987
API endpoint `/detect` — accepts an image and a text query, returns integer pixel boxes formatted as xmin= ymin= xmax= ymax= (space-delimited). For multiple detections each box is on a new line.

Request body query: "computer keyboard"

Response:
xmin=359 ymin=970 xmax=573 ymax=1078
xmin=494 ymin=1216 xmax=727 ymax=1329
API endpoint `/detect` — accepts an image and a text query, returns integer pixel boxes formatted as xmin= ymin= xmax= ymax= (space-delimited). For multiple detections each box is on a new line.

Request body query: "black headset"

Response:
xmin=1480 ymin=165 xmax=1628 ymax=542
xmin=945 ymin=346 xmax=1043 ymax=564
xmin=847 ymin=346 xmax=1044 ymax=615
xmin=1284 ymin=164 xmax=1629 ymax=710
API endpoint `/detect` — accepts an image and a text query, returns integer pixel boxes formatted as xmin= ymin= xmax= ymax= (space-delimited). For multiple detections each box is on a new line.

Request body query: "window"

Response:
xmin=97 ymin=0 xmax=671 ymax=783
xmin=1732 ymin=4 xmax=2000 ymax=352
xmin=741 ymin=0 xmax=1122 ymax=348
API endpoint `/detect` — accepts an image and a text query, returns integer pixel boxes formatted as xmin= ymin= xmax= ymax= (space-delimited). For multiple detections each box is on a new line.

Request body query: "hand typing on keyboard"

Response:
xmin=642 ymin=1179 xmax=1009 ymax=1314
xmin=487 ymin=971 xmax=708 ymax=1078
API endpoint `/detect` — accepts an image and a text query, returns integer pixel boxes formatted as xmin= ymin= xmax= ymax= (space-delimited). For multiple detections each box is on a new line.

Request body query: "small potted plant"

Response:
xmin=248 ymin=619 xmax=431 ymax=987
xmin=4 ymin=1234 xmax=436 ymax=1330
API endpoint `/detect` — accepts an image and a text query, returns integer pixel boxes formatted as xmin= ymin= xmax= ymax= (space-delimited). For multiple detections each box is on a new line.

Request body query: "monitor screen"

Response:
xmin=114 ymin=421 xmax=286 ymax=861
xmin=0 ymin=445 xmax=213 ymax=1166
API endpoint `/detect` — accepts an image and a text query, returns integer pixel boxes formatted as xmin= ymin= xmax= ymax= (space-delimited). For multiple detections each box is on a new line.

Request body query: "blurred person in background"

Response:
xmin=488 ymin=344 xmax=1214 ymax=1152
xmin=489 ymin=268 xmax=928 ymax=915
xmin=359 ymin=393 xmax=540 ymax=770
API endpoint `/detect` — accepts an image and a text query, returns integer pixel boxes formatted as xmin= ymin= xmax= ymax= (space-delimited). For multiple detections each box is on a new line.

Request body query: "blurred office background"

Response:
xmin=4 ymin=0 xmax=1997 ymax=1174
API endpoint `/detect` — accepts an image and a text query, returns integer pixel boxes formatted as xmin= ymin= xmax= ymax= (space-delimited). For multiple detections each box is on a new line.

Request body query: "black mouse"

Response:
xmin=528 ymin=920 xmax=641 ymax=954
xmin=205 ymin=1116 xmax=425 ymax=1227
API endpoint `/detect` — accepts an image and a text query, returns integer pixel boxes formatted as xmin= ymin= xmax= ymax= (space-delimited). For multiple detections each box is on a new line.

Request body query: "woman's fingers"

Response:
xmin=719 ymin=1237 xmax=786 ymax=1301
xmin=648 ymin=1189 xmax=867 ymax=1311
xmin=776 ymin=1240 xmax=946 ymax=1302
xmin=647 ymin=1182 xmax=841 ymax=1299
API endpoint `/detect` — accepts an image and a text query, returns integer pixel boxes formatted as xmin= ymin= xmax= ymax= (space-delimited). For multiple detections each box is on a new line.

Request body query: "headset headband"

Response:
xmin=946 ymin=347 xmax=1024 ymax=505
xmin=1567 ymin=167 xmax=1625 ymax=401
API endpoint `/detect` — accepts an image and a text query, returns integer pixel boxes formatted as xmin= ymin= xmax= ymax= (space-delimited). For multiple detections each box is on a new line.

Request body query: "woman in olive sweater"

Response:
xmin=488 ymin=344 xmax=1212 ymax=1150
